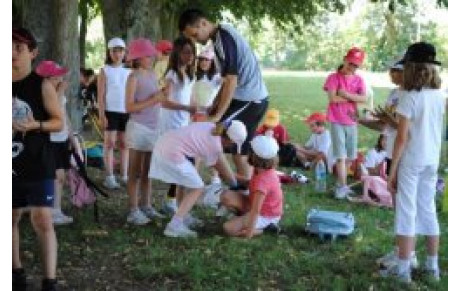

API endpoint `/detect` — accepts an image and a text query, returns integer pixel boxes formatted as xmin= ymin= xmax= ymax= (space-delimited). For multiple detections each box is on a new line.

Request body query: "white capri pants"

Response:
xmin=395 ymin=163 xmax=440 ymax=236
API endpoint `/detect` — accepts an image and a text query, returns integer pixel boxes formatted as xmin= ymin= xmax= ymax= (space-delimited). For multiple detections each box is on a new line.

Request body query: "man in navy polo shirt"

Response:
xmin=179 ymin=8 xmax=269 ymax=181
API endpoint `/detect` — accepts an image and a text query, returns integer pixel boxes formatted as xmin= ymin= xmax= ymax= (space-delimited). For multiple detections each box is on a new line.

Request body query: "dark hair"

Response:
xmin=375 ymin=134 xmax=386 ymax=152
xmin=166 ymin=36 xmax=196 ymax=83
xmin=248 ymin=150 xmax=278 ymax=170
xmin=337 ymin=64 xmax=344 ymax=71
xmin=80 ymin=68 xmax=95 ymax=78
xmin=314 ymin=121 xmax=325 ymax=127
xmin=196 ymin=57 xmax=217 ymax=80
xmin=402 ymin=62 xmax=441 ymax=91
xmin=105 ymin=48 xmax=126 ymax=65
xmin=178 ymin=8 xmax=207 ymax=31
xmin=13 ymin=27 xmax=38 ymax=51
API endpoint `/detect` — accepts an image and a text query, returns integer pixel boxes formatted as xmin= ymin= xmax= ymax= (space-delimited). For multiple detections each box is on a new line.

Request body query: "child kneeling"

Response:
xmin=221 ymin=136 xmax=284 ymax=238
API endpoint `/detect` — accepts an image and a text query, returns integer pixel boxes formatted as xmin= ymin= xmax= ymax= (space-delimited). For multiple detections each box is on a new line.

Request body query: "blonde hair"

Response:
xmin=402 ymin=62 xmax=442 ymax=91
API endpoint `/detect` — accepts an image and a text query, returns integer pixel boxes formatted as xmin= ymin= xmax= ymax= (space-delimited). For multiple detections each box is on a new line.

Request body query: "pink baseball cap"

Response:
xmin=199 ymin=47 xmax=215 ymax=60
xmin=35 ymin=60 xmax=68 ymax=77
xmin=126 ymin=38 xmax=158 ymax=61
xmin=155 ymin=40 xmax=173 ymax=54
xmin=345 ymin=47 xmax=365 ymax=67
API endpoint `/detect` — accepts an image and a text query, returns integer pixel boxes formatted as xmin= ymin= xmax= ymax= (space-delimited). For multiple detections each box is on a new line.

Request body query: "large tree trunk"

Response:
xmin=52 ymin=0 xmax=81 ymax=130
xmin=100 ymin=0 xmax=126 ymax=43
xmin=79 ymin=0 xmax=89 ymax=68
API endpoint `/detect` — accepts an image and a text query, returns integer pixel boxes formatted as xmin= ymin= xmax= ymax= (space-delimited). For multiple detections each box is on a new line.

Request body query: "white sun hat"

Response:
xmin=226 ymin=120 xmax=247 ymax=154
xmin=108 ymin=37 xmax=126 ymax=49
xmin=250 ymin=135 xmax=279 ymax=159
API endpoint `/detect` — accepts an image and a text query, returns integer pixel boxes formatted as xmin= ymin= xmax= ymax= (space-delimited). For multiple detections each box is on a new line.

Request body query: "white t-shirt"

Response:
xmin=304 ymin=129 xmax=331 ymax=156
xmin=194 ymin=74 xmax=222 ymax=107
xmin=382 ymin=88 xmax=404 ymax=157
xmin=396 ymin=88 xmax=446 ymax=167
xmin=50 ymin=96 xmax=69 ymax=142
xmin=103 ymin=64 xmax=131 ymax=113
xmin=159 ymin=70 xmax=195 ymax=131
xmin=364 ymin=148 xmax=387 ymax=168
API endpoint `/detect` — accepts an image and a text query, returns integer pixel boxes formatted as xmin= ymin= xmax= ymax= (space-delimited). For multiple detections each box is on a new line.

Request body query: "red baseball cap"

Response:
xmin=35 ymin=60 xmax=68 ymax=77
xmin=345 ymin=47 xmax=365 ymax=67
xmin=155 ymin=40 xmax=173 ymax=54
xmin=305 ymin=112 xmax=327 ymax=124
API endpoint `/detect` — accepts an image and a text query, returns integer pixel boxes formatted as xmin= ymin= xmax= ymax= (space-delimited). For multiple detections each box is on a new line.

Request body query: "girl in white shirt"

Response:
xmin=363 ymin=134 xmax=387 ymax=176
xmin=385 ymin=42 xmax=446 ymax=283
xmin=97 ymin=37 xmax=131 ymax=189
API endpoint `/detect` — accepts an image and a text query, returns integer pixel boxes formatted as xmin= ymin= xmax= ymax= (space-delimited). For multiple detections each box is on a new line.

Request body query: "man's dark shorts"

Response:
xmin=105 ymin=111 xmax=129 ymax=132
xmin=13 ymin=179 xmax=55 ymax=208
xmin=221 ymin=98 xmax=269 ymax=155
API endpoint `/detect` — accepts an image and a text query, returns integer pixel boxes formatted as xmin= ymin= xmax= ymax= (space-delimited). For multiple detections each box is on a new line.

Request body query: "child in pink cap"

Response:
xmin=323 ymin=47 xmax=367 ymax=199
xmin=36 ymin=60 xmax=77 ymax=226
xmin=124 ymin=38 xmax=167 ymax=225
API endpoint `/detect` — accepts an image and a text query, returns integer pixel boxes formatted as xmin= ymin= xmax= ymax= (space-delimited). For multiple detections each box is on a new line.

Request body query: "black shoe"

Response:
xmin=264 ymin=223 xmax=281 ymax=235
xmin=12 ymin=268 xmax=27 ymax=291
xmin=41 ymin=278 xmax=57 ymax=291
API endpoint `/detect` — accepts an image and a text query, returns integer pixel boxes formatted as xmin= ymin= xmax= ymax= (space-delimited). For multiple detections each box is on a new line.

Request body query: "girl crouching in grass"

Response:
xmin=221 ymin=135 xmax=283 ymax=238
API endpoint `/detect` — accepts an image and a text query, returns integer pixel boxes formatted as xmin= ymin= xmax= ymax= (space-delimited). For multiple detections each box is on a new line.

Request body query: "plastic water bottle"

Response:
xmin=315 ymin=160 xmax=327 ymax=192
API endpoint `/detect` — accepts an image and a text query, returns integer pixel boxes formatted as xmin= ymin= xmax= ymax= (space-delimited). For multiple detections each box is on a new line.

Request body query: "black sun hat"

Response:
xmin=401 ymin=41 xmax=441 ymax=65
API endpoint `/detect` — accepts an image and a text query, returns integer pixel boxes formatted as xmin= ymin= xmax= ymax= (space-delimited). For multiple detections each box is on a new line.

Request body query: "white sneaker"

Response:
xmin=164 ymin=221 xmax=197 ymax=238
xmin=377 ymin=249 xmax=419 ymax=270
xmin=422 ymin=266 xmax=440 ymax=281
xmin=120 ymin=176 xmax=128 ymax=186
xmin=215 ymin=205 xmax=230 ymax=217
xmin=210 ymin=176 xmax=222 ymax=184
xmin=379 ymin=264 xmax=412 ymax=283
xmin=162 ymin=199 xmax=178 ymax=215
xmin=334 ymin=185 xmax=349 ymax=199
xmin=127 ymin=209 xmax=150 ymax=225
xmin=140 ymin=206 xmax=165 ymax=219
xmin=52 ymin=210 xmax=73 ymax=225
xmin=103 ymin=176 xmax=120 ymax=189
xmin=201 ymin=184 xmax=223 ymax=209
xmin=184 ymin=214 xmax=204 ymax=228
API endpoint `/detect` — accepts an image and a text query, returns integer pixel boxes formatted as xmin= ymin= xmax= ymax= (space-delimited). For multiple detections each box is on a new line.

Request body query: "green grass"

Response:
xmin=20 ymin=75 xmax=447 ymax=290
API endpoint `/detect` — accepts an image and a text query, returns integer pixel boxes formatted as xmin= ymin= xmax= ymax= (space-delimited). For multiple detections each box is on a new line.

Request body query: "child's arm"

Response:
xmin=213 ymin=153 xmax=238 ymax=187
xmin=125 ymin=74 xmax=165 ymax=113
xmin=388 ymin=114 xmax=410 ymax=193
xmin=160 ymin=79 xmax=197 ymax=114
xmin=337 ymin=89 xmax=367 ymax=103
xmin=327 ymin=91 xmax=349 ymax=103
xmin=240 ymin=191 xmax=264 ymax=238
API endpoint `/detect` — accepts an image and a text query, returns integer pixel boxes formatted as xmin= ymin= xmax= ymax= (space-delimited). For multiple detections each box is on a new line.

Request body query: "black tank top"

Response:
xmin=12 ymin=71 xmax=55 ymax=181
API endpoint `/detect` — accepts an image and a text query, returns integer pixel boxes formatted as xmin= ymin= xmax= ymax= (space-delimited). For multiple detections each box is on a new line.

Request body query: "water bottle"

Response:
xmin=315 ymin=160 xmax=327 ymax=192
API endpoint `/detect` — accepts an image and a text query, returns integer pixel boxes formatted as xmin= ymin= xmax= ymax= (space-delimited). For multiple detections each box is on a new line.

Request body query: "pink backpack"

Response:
xmin=68 ymin=167 xmax=96 ymax=208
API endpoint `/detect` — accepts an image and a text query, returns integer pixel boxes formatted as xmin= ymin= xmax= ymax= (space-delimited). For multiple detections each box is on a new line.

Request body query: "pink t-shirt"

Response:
xmin=249 ymin=169 xmax=283 ymax=217
xmin=155 ymin=122 xmax=223 ymax=166
xmin=323 ymin=71 xmax=366 ymax=125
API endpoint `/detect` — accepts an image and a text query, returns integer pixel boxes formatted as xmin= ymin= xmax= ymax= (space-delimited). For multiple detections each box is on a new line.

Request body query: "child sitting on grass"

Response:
xmin=294 ymin=112 xmax=331 ymax=170
xmin=221 ymin=135 xmax=283 ymax=238
xmin=256 ymin=108 xmax=289 ymax=146
xmin=362 ymin=134 xmax=387 ymax=176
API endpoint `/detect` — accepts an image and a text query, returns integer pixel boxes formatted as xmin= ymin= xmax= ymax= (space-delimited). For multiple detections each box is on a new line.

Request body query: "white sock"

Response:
xmin=426 ymin=255 xmax=439 ymax=270
xmin=398 ymin=259 xmax=411 ymax=274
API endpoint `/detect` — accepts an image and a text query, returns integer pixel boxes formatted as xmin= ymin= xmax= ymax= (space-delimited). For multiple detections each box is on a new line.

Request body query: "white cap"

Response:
xmin=250 ymin=135 xmax=279 ymax=159
xmin=108 ymin=37 xmax=126 ymax=49
xmin=226 ymin=120 xmax=247 ymax=154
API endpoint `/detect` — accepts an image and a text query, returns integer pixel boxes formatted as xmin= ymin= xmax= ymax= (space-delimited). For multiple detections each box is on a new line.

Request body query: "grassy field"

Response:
xmin=20 ymin=75 xmax=448 ymax=290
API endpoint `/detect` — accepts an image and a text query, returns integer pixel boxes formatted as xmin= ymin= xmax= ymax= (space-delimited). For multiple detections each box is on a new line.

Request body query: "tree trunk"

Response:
xmin=53 ymin=0 xmax=82 ymax=131
xmin=79 ymin=0 xmax=89 ymax=68
xmin=100 ymin=0 xmax=126 ymax=44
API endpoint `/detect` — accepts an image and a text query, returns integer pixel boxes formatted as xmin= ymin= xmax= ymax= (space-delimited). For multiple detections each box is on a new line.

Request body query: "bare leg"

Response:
xmin=336 ymin=158 xmax=347 ymax=186
xmin=175 ymin=188 xmax=203 ymax=218
xmin=53 ymin=169 xmax=66 ymax=211
xmin=139 ymin=152 xmax=152 ymax=207
xmin=117 ymin=131 xmax=129 ymax=179
xmin=127 ymin=149 xmax=141 ymax=211
xmin=30 ymin=207 xmax=57 ymax=279
xmin=220 ymin=190 xmax=247 ymax=213
xmin=12 ymin=209 xmax=23 ymax=269
xmin=397 ymin=235 xmax=415 ymax=260
xmin=104 ymin=131 xmax=116 ymax=177
xmin=426 ymin=235 xmax=439 ymax=256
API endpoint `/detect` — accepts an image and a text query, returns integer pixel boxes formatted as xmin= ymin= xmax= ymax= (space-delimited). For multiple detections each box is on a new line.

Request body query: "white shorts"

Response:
xmin=125 ymin=120 xmax=159 ymax=152
xmin=395 ymin=163 xmax=440 ymax=236
xmin=253 ymin=216 xmax=281 ymax=230
xmin=149 ymin=154 xmax=204 ymax=189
